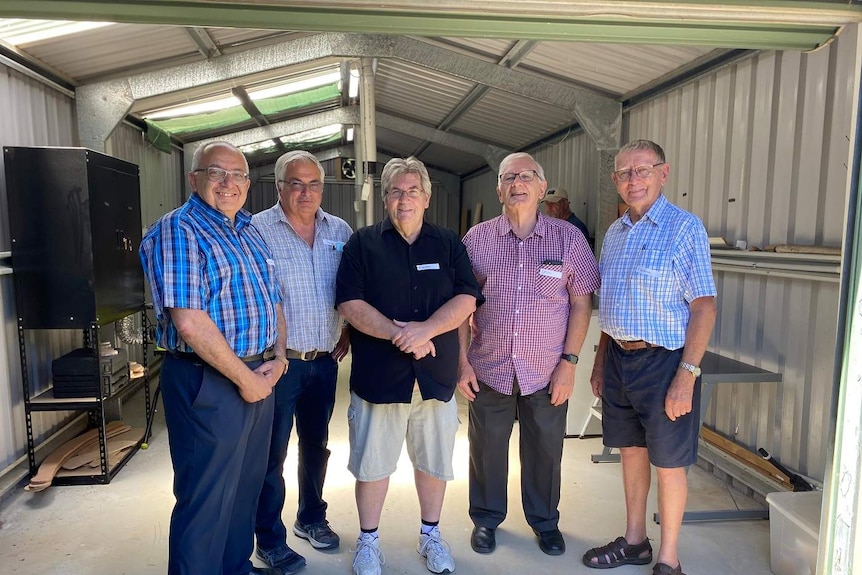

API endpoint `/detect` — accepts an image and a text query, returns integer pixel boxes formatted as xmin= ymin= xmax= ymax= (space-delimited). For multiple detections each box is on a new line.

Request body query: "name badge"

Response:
xmin=539 ymin=268 xmax=563 ymax=279
xmin=417 ymin=263 xmax=440 ymax=271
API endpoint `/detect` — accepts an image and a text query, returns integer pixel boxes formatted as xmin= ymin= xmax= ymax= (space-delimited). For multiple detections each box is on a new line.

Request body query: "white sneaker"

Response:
xmin=352 ymin=533 xmax=385 ymax=575
xmin=418 ymin=527 xmax=456 ymax=574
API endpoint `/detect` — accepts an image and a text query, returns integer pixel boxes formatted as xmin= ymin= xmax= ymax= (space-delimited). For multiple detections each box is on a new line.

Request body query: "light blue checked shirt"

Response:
xmin=140 ymin=193 xmax=280 ymax=357
xmin=252 ymin=204 xmax=352 ymax=353
xmin=598 ymin=194 xmax=716 ymax=350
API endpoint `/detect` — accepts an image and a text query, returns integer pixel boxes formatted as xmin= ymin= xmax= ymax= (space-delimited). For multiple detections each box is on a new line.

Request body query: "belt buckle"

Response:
xmin=301 ymin=349 xmax=317 ymax=361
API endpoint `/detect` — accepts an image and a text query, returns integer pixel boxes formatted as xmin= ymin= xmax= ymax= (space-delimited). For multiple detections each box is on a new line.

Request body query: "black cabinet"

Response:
xmin=4 ymin=146 xmax=151 ymax=485
xmin=4 ymin=146 xmax=144 ymax=329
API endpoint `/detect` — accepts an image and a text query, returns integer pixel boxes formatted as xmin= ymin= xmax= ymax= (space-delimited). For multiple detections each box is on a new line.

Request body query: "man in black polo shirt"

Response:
xmin=336 ymin=156 xmax=482 ymax=575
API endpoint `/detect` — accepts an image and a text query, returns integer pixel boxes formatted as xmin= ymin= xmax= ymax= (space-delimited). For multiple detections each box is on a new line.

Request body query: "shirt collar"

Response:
xmin=621 ymin=193 xmax=669 ymax=228
xmin=189 ymin=193 xmax=251 ymax=230
xmin=494 ymin=211 xmax=546 ymax=238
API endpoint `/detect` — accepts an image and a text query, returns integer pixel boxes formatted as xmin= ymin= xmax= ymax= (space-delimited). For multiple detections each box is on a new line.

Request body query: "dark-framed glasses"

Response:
xmin=279 ymin=179 xmax=324 ymax=193
xmin=499 ymin=170 xmax=540 ymax=185
xmin=387 ymin=187 xmax=425 ymax=200
xmin=193 ymin=166 xmax=250 ymax=184
xmin=613 ymin=163 xmax=664 ymax=183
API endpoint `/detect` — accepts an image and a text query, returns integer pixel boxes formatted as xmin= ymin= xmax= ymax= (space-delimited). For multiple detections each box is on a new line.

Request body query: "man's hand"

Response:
xmin=410 ymin=340 xmax=437 ymax=360
xmin=590 ymin=368 xmax=604 ymax=399
xmin=333 ymin=326 xmax=350 ymax=362
xmin=391 ymin=319 xmax=434 ymax=354
xmin=457 ymin=360 xmax=479 ymax=401
xmin=239 ymin=367 xmax=279 ymax=403
xmin=665 ymin=371 xmax=695 ymax=421
xmin=548 ymin=361 xmax=576 ymax=406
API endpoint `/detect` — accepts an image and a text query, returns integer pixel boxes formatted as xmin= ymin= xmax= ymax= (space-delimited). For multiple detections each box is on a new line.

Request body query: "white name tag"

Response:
xmin=417 ymin=263 xmax=440 ymax=271
xmin=539 ymin=268 xmax=563 ymax=279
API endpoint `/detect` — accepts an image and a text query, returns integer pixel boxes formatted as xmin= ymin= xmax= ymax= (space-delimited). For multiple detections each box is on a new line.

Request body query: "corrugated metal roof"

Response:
xmin=374 ymin=59 xmax=475 ymax=127
xmin=453 ymin=88 xmax=576 ymax=149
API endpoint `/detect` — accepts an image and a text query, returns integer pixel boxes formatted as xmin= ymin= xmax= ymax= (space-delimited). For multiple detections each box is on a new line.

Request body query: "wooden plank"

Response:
xmin=701 ymin=426 xmax=793 ymax=490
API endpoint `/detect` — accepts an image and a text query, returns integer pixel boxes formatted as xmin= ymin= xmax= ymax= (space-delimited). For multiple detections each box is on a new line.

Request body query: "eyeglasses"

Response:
xmin=612 ymin=163 xmax=664 ymax=183
xmin=499 ymin=170 xmax=541 ymax=185
xmin=193 ymin=167 xmax=250 ymax=184
xmin=279 ymin=179 xmax=324 ymax=193
xmin=387 ymin=188 xmax=425 ymax=200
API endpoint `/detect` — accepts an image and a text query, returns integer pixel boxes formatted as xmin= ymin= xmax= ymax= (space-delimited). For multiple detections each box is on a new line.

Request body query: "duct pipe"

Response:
xmin=360 ymin=57 xmax=377 ymax=224
xmin=354 ymin=123 xmax=366 ymax=229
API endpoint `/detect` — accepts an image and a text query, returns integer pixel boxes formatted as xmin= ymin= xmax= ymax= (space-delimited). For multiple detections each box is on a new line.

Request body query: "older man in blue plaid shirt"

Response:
xmin=582 ymin=140 xmax=716 ymax=575
xmin=140 ymin=141 xmax=287 ymax=575
xmin=252 ymin=151 xmax=352 ymax=573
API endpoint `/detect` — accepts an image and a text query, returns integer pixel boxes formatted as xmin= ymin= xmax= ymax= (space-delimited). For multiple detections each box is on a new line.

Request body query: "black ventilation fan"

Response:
xmin=341 ymin=158 xmax=356 ymax=180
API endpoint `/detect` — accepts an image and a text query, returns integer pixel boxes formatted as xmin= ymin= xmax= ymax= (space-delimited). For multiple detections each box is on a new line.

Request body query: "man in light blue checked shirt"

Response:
xmin=252 ymin=150 xmax=352 ymax=573
xmin=582 ymin=140 xmax=716 ymax=575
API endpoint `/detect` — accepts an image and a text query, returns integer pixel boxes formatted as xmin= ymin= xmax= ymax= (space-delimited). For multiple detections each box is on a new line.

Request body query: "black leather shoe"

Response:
xmin=250 ymin=568 xmax=284 ymax=575
xmin=470 ymin=526 xmax=496 ymax=554
xmin=536 ymin=528 xmax=566 ymax=556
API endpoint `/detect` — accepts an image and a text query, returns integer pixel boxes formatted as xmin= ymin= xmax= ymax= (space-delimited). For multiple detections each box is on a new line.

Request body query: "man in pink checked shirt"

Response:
xmin=458 ymin=152 xmax=600 ymax=557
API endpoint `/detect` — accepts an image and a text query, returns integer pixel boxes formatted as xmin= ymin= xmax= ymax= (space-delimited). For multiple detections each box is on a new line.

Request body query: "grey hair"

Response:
xmin=190 ymin=141 xmax=248 ymax=173
xmin=498 ymin=152 xmax=546 ymax=181
xmin=274 ymin=150 xmax=325 ymax=186
xmin=380 ymin=157 xmax=432 ymax=201
xmin=616 ymin=139 xmax=666 ymax=166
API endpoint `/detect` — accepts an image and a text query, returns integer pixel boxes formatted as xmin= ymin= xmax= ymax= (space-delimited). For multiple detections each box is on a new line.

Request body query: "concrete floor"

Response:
xmin=0 ymin=365 xmax=775 ymax=575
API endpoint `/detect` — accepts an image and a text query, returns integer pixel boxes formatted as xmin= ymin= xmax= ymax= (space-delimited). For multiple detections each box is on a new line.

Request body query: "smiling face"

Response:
xmin=613 ymin=148 xmax=669 ymax=219
xmin=277 ymin=159 xmax=324 ymax=220
xmin=385 ymin=172 xmax=429 ymax=237
xmin=497 ymin=155 xmax=547 ymax=214
xmin=189 ymin=143 xmax=250 ymax=222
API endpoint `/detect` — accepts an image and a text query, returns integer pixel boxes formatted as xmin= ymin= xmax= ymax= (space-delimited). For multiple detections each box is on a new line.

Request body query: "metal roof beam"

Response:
xmin=184 ymin=27 xmax=222 ymax=59
xmin=77 ymin=33 xmax=620 ymax=151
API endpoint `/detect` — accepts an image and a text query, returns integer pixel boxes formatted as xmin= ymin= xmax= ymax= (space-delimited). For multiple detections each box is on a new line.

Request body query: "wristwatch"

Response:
xmin=678 ymin=361 xmax=701 ymax=377
xmin=560 ymin=353 xmax=579 ymax=365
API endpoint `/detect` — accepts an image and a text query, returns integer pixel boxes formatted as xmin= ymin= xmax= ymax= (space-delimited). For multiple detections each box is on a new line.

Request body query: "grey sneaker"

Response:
xmin=352 ymin=533 xmax=385 ymax=575
xmin=418 ymin=527 xmax=456 ymax=574
xmin=293 ymin=519 xmax=340 ymax=550
xmin=255 ymin=543 xmax=307 ymax=574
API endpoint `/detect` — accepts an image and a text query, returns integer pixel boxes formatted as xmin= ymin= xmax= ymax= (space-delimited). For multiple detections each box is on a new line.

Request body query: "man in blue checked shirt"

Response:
xmin=140 ymin=141 xmax=287 ymax=575
xmin=252 ymin=151 xmax=352 ymax=573
xmin=582 ymin=140 xmax=716 ymax=575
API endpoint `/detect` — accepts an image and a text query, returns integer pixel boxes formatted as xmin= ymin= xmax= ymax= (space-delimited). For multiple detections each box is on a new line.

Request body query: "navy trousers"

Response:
xmin=161 ymin=354 xmax=275 ymax=575
xmin=255 ymin=354 xmax=337 ymax=549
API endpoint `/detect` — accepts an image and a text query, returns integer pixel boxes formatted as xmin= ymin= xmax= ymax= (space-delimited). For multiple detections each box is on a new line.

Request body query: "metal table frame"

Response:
xmin=587 ymin=350 xmax=783 ymax=522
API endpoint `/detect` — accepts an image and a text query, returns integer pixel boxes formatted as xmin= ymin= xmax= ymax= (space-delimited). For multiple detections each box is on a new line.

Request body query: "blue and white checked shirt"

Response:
xmin=598 ymin=194 xmax=716 ymax=350
xmin=252 ymin=204 xmax=352 ymax=353
xmin=139 ymin=193 xmax=281 ymax=357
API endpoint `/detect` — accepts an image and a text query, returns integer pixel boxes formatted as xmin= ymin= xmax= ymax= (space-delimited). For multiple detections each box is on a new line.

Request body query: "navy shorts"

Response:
xmin=601 ymin=342 xmax=701 ymax=468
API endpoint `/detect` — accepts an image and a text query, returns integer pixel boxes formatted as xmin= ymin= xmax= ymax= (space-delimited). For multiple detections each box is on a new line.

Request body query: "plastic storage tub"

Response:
xmin=765 ymin=491 xmax=822 ymax=575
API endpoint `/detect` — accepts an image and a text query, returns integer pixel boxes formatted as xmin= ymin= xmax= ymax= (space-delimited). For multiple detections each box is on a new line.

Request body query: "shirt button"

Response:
xmin=414 ymin=309 xmax=419 ymax=313
xmin=413 ymin=286 xmax=417 ymax=290
xmin=517 ymin=286 xmax=521 ymax=290
xmin=513 ymin=333 xmax=518 ymax=337
xmin=515 ymin=310 xmax=519 ymax=314
xmin=519 ymin=263 xmax=523 ymax=268
xmin=512 ymin=354 xmax=517 ymax=359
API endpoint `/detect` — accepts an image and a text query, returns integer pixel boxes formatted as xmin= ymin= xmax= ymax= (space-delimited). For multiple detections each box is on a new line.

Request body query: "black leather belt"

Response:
xmin=173 ymin=346 xmax=275 ymax=363
xmin=613 ymin=339 xmax=655 ymax=351
xmin=286 ymin=349 xmax=330 ymax=361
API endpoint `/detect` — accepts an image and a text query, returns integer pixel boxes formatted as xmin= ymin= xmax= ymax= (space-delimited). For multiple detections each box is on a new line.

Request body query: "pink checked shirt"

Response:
xmin=462 ymin=213 xmax=600 ymax=395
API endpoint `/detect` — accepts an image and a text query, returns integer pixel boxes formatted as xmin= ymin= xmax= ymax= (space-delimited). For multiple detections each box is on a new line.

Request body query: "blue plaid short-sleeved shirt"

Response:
xmin=598 ymin=194 xmax=716 ymax=350
xmin=139 ymin=193 xmax=280 ymax=357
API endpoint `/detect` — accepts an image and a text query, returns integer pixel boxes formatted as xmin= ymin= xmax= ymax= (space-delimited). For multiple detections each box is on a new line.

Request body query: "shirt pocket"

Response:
xmin=633 ymin=249 xmax=672 ymax=298
xmin=535 ymin=262 xmax=566 ymax=300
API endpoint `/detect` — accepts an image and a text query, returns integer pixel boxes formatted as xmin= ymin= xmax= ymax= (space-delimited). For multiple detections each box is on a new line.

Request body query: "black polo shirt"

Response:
xmin=335 ymin=217 xmax=483 ymax=404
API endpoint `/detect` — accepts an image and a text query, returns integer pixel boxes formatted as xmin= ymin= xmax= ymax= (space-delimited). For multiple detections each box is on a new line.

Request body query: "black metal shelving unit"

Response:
xmin=5 ymin=145 xmax=150 ymax=486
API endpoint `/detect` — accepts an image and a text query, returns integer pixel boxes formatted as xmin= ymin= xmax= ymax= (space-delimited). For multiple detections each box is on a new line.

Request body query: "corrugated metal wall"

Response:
xmin=0 ymin=64 xmax=78 ymax=472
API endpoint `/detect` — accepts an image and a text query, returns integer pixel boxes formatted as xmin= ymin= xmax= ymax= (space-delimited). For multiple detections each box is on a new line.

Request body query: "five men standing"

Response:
xmin=252 ymin=151 xmax=353 ymax=573
xmin=458 ymin=152 xmax=600 ymax=557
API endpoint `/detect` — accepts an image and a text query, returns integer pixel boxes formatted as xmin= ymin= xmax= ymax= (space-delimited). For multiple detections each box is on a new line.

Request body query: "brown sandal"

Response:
xmin=582 ymin=536 xmax=653 ymax=569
